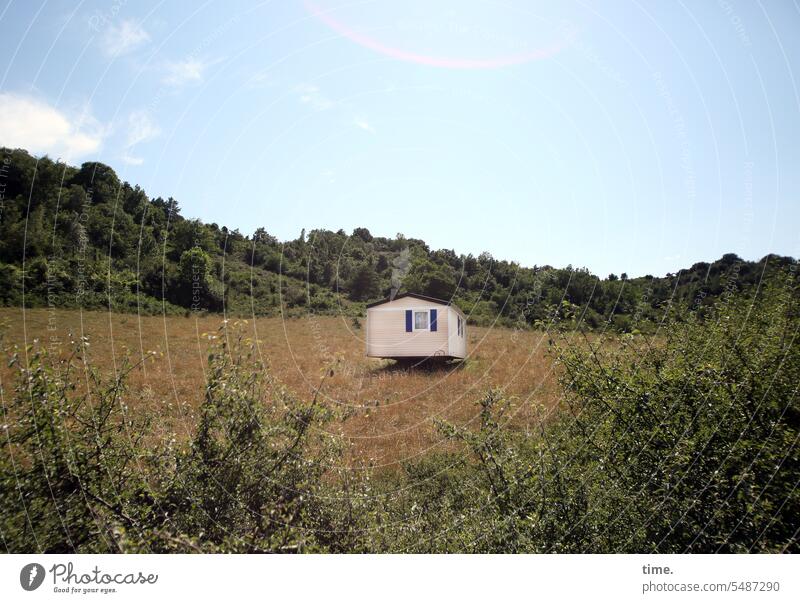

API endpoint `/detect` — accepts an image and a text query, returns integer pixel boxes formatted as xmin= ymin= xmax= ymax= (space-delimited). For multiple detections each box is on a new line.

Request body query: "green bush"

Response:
xmin=1 ymin=270 xmax=797 ymax=553
xmin=552 ymin=268 xmax=800 ymax=552
xmin=149 ymin=328 xmax=352 ymax=552
xmin=379 ymin=268 xmax=799 ymax=552
xmin=0 ymin=325 xmax=369 ymax=553
xmin=0 ymin=344 xmax=153 ymax=552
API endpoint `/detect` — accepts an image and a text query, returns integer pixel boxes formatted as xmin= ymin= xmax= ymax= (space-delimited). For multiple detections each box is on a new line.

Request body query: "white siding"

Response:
xmin=447 ymin=306 xmax=467 ymax=358
xmin=366 ymin=298 xmax=450 ymax=358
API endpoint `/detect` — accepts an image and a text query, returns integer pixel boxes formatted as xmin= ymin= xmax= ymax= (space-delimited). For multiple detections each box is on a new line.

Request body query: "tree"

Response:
xmin=347 ymin=262 xmax=381 ymax=301
xmin=71 ymin=161 xmax=120 ymax=205
xmin=175 ymin=246 xmax=220 ymax=310
xmin=376 ymin=254 xmax=389 ymax=272
xmin=169 ymin=219 xmax=217 ymax=260
xmin=404 ymin=258 xmax=457 ymax=300
xmin=352 ymin=227 xmax=373 ymax=242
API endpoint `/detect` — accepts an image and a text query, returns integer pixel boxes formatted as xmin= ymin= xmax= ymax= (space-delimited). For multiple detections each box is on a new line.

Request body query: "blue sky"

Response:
xmin=1 ymin=0 xmax=798 ymax=277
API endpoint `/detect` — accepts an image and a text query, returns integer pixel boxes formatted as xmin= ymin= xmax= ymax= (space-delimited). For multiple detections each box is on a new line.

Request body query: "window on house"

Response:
xmin=414 ymin=310 xmax=428 ymax=330
xmin=457 ymin=316 xmax=462 ymax=336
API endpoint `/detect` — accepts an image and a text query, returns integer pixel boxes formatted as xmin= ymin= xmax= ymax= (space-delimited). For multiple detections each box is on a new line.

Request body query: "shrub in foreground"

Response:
xmin=381 ymin=268 xmax=799 ymax=552
xmin=1 ymin=269 xmax=797 ymax=552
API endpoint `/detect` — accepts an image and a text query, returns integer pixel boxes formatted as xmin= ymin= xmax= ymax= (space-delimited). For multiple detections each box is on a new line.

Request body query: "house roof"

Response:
xmin=366 ymin=292 xmax=465 ymax=316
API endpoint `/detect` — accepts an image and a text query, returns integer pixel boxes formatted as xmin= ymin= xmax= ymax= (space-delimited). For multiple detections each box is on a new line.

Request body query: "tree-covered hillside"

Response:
xmin=0 ymin=147 xmax=794 ymax=330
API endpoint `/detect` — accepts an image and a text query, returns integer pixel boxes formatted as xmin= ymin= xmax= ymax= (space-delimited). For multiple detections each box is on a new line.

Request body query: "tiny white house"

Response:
xmin=365 ymin=293 xmax=467 ymax=360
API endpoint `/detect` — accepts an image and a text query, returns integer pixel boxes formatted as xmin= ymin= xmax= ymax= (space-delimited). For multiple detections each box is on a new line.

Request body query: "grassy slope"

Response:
xmin=0 ymin=308 xmax=565 ymax=466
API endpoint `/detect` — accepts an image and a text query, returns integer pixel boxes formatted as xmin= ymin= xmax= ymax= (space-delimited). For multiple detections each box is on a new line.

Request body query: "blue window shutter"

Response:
xmin=405 ymin=310 xmax=412 ymax=332
xmin=430 ymin=309 xmax=437 ymax=331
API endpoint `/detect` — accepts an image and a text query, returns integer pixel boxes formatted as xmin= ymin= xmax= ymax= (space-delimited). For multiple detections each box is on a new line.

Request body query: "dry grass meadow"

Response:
xmin=0 ymin=308 xmax=567 ymax=467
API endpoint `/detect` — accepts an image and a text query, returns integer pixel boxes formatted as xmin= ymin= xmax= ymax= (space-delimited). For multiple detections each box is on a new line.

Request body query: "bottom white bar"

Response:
xmin=2 ymin=554 xmax=797 ymax=603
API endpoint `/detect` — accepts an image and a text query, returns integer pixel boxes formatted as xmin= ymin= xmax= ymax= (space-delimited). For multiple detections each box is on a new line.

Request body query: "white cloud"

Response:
xmin=101 ymin=20 xmax=149 ymax=56
xmin=297 ymin=84 xmax=333 ymax=111
xmin=162 ymin=58 xmax=210 ymax=87
xmin=0 ymin=93 xmax=105 ymax=160
xmin=354 ymin=118 xmax=375 ymax=134
xmin=122 ymin=110 xmax=160 ymax=165
xmin=126 ymin=110 xmax=160 ymax=147
xmin=121 ymin=153 xmax=144 ymax=166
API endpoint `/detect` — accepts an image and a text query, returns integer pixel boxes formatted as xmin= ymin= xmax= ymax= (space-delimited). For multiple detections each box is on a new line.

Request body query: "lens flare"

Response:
xmin=304 ymin=1 xmax=575 ymax=69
